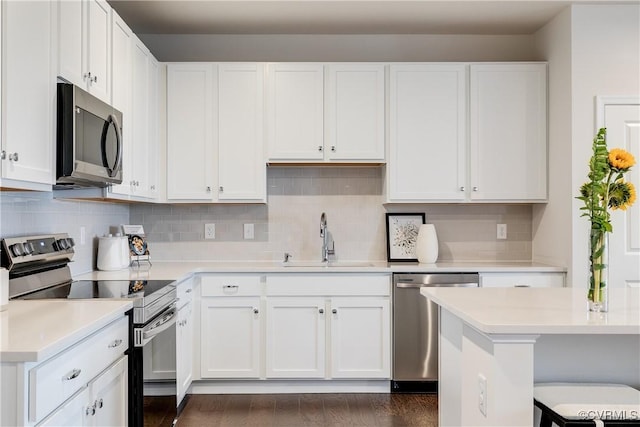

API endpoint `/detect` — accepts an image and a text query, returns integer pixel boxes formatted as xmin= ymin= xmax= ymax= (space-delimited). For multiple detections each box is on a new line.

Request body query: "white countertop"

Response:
xmin=422 ymin=287 xmax=640 ymax=335
xmin=0 ymin=299 xmax=132 ymax=363
xmin=74 ymin=260 xmax=565 ymax=282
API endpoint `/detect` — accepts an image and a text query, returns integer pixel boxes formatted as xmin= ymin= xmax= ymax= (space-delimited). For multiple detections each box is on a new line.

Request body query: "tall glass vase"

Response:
xmin=588 ymin=229 xmax=609 ymax=312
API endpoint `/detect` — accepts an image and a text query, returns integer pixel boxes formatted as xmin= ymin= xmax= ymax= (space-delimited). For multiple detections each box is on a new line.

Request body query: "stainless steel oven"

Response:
xmin=1 ymin=234 xmax=180 ymax=427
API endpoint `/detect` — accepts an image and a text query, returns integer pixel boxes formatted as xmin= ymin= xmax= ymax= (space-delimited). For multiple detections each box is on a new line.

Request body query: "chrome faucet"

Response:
xmin=320 ymin=212 xmax=335 ymax=262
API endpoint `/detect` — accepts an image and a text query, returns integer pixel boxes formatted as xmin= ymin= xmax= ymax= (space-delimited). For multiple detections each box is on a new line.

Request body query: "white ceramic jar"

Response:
xmin=415 ymin=224 xmax=438 ymax=264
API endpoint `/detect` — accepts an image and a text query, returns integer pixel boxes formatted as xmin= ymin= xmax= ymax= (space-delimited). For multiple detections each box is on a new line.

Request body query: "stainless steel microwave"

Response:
xmin=55 ymin=83 xmax=123 ymax=188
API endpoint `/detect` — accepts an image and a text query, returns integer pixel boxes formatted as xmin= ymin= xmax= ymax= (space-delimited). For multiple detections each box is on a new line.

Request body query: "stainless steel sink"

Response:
xmin=281 ymin=261 xmax=375 ymax=268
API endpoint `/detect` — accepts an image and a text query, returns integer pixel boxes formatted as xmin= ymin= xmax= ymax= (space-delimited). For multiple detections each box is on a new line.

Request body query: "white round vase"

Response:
xmin=416 ymin=224 xmax=438 ymax=264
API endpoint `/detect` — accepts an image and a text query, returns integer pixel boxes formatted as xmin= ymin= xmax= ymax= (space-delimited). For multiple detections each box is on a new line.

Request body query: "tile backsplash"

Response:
xmin=0 ymin=192 xmax=129 ymax=275
xmin=1 ymin=168 xmax=533 ymax=271
xmin=132 ymin=167 xmax=533 ymax=262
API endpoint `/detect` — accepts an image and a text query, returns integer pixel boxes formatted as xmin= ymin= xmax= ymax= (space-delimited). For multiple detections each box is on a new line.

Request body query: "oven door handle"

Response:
xmin=141 ymin=305 xmax=177 ymax=344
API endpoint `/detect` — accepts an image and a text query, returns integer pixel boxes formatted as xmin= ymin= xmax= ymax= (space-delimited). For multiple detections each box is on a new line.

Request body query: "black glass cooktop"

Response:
xmin=17 ymin=280 xmax=175 ymax=301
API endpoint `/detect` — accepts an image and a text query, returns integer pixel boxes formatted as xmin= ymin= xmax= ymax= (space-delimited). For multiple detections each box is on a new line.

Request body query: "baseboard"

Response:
xmin=189 ymin=379 xmax=390 ymax=394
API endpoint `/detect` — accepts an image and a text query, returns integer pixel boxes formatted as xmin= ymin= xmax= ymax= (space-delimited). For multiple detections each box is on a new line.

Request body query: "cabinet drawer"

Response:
xmin=266 ymin=274 xmax=391 ymax=296
xmin=479 ymin=272 xmax=565 ymax=288
xmin=201 ymin=275 xmax=262 ymax=296
xmin=29 ymin=316 xmax=129 ymax=423
xmin=177 ymin=279 xmax=194 ymax=308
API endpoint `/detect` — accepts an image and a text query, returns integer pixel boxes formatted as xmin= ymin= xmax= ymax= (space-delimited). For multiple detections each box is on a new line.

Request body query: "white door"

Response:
xmin=90 ymin=356 xmax=128 ymax=427
xmin=265 ymin=297 xmax=326 ymax=378
xmin=266 ymin=63 xmax=324 ymax=160
xmin=86 ymin=0 xmax=111 ymax=102
xmin=600 ymin=101 xmax=640 ymax=289
xmin=39 ymin=387 xmax=91 ymax=426
xmin=217 ymin=63 xmax=266 ymax=201
xmin=388 ymin=64 xmax=467 ymax=201
xmin=108 ymin=11 xmax=132 ymax=197
xmin=200 ymin=297 xmax=261 ymax=378
xmin=330 ymin=297 xmax=390 ymax=379
xmin=131 ymin=37 xmax=150 ymax=197
xmin=166 ymin=63 xmax=215 ymax=200
xmin=325 ymin=64 xmax=385 ymax=161
xmin=147 ymin=58 xmax=160 ymax=199
xmin=176 ymin=301 xmax=193 ymax=405
xmin=57 ymin=0 xmax=84 ymax=87
xmin=469 ymin=63 xmax=547 ymax=201
xmin=1 ymin=1 xmax=53 ymax=185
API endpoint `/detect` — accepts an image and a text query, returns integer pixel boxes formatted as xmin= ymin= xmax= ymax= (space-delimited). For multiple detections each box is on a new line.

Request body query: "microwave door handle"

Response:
xmin=109 ymin=114 xmax=123 ymax=177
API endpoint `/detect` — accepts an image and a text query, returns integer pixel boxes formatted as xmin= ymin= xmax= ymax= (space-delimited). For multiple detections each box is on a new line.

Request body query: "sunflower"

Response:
xmin=608 ymin=148 xmax=636 ymax=171
xmin=609 ymin=180 xmax=636 ymax=211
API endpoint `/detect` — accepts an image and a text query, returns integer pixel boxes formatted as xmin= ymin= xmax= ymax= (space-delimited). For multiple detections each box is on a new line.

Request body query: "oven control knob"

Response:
xmin=66 ymin=238 xmax=75 ymax=248
xmin=56 ymin=239 xmax=69 ymax=250
xmin=10 ymin=243 xmax=25 ymax=257
xmin=23 ymin=242 xmax=35 ymax=255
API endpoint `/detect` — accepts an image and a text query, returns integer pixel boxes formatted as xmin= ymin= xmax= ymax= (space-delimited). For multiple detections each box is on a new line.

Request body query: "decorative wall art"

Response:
xmin=385 ymin=213 xmax=425 ymax=262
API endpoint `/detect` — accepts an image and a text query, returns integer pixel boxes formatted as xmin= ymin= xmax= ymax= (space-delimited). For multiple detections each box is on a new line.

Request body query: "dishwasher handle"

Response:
xmin=396 ymin=282 xmax=478 ymax=288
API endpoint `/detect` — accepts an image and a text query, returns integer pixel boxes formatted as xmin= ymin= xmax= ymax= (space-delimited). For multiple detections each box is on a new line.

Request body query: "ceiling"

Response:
xmin=107 ymin=0 xmax=587 ymax=35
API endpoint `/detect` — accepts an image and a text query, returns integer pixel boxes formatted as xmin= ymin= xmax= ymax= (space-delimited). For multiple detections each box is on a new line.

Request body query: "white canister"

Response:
xmin=97 ymin=235 xmax=129 ymax=271
xmin=1 ymin=267 xmax=9 ymax=311
xmin=416 ymin=224 xmax=439 ymax=264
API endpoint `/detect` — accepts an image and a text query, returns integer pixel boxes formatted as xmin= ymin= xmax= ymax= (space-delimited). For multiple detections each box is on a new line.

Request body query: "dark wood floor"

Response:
xmin=145 ymin=393 xmax=438 ymax=427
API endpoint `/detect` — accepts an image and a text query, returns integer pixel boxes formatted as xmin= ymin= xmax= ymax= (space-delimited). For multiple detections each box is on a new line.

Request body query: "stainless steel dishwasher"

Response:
xmin=392 ymin=272 xmax=479 ymax=393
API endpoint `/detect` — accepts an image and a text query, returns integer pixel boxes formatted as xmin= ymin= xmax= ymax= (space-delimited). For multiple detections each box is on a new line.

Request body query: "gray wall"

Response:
xmin=140 ymin=33 xmax=538 ymax=62
xmin=0 ymin=193 xmax=129 ymax=275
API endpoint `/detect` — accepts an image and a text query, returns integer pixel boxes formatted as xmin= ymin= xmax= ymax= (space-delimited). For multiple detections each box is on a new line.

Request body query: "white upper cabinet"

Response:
xmin=57 ymin=0 xmax=111 ymax=103
xmin=166 ymin=63 xmax=215 ymax=201
xmin=266 ymin=63 xmax=385 ymax=163
xmin=1 ymin=0 xmax=54 ymax=189
xmin=107 ymin=30 xmax=159 ymax=201
xmin=388 ymin=64 xmax=467 ymax=201
xmin=266 ymin=63 xmax=325 ymax=161
xmin=469 ymin=63 xmax=548 ymax=201
xmin=130 ymin=37 xmax=151 ymax=198
xmin=217 ymin=63 xmax=266 ymax=201
xmin=325 ymin=64 xmax=385 ymax=161
xmin=147 ymin=58 xmax=160 ymax=200
xmin=108 ymin=11 xmax=133 ymax=197
xmin=166 ymin=63 xmax=266 ymax=203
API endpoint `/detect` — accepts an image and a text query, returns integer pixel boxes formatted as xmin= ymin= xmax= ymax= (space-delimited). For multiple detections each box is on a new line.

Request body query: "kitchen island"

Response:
xmin=422 ymin=287 xmax=640 ymax=427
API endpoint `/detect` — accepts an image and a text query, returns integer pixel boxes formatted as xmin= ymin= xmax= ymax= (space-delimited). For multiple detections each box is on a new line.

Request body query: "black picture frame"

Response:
xmin=385 ymin=213 xmax=425 ymax=262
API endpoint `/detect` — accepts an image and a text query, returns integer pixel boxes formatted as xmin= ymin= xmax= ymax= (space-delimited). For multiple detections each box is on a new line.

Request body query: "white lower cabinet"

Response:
xmin=197 ymin=273 xmax=391 ymax=382
xmin=479 ymin=272 xmax=565 ymax=288
xmin=200 ymin=275 xmax=263 ymax=378
xmin=1 ymin=316 xmax=129 ymax=426
xmin=265 ymin=297 xmax=326 ymax=378
xmin=38 ymin=387 xmax=90 ymax=427
xmin=176 ymin=298 xmax=193 ymax=405
xmin=201 ymin=296 xmax=262 ymax=378
xmin=264 ymin=275 xmax=391 ymax=380
xmin=176 ymin=278 xmax=194 ymax=406
xmin=40 ymin=356 xmax=128 ymax=427
xmin=330 ymin=297 xmax=390 ymax=379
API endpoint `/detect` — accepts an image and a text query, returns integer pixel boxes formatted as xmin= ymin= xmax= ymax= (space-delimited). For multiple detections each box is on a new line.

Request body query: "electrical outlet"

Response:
xmin=80 ymin=227 xmax=86 ymax=245
xmin=243 ymin=223 xmax=254 ymax=240
xmin=478 ymin=374 xmax=487 ymax=417
xmin=204 ymin=223 xmax=216 ymax=239
xmin=497 ymin=224 xmax=507 ymax=240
